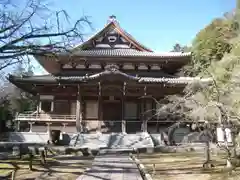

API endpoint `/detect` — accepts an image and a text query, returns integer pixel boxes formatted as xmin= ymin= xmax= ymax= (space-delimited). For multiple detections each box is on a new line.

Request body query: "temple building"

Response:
xmin=8 ymin=16 xmax=210 ymax=134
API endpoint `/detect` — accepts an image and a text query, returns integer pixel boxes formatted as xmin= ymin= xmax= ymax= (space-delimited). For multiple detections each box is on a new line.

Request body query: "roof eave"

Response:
xmin=56 ymin=53 xmax=191 ymax=61
xmin=33 ymin=54 xmax=61 ymax=74
xmin=7 ymin=75 xmax=38 ymax=95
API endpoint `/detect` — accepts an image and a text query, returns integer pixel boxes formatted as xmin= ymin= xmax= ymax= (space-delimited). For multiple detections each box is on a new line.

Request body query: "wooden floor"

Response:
xmin=77 ymin=153 xmax=143 ymax=180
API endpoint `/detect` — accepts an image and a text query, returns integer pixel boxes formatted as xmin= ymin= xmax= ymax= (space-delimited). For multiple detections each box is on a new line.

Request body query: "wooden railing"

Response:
xmin=16 ymin=112 xmax=77 ymax=122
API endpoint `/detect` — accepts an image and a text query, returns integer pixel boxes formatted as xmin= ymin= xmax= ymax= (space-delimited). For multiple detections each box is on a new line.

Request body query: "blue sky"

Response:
xmin=31 ymin=0 xmax=236 ymax=75
xmin=0 ymin=1 xmax=237 ymax=77
xmin=52 ymin=0 xmax=236 ymax=52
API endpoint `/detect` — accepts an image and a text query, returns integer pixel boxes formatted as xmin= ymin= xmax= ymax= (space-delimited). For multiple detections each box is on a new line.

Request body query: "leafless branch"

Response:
xmin=0 ymin=0 xmax=91 ymax=72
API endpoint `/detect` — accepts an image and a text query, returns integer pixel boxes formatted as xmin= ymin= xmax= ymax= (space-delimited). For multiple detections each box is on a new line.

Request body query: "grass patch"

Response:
xmin=0 ymin=154 xmax=94 ymax=180
xmin=138 ymin=152 xmax=240 ymax=180
xmin=0 ymin=163 xmax=14 ymax=177
xmin=0 ymin=169 xmax=12 ymax=177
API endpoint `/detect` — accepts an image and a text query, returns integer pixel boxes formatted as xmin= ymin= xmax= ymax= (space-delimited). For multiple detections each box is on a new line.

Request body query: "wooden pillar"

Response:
xmin=62 ymin=123 xmax=68 ymax=133
xmin=46 ymin=122 xmax=51 ymax=133
xmin=36 ymin=94 xmax=40 ymax=114
xmin=38 ymin=101 xmax=42 ymax=112
xmin=142 ymin=86 xmax=148 ymax=132
xmin=97 ymin=82 xmax=102 ymax=133
xmin=122 ymin=82 xmax=126 ymax=134
xmin=17 ymin=120 xmax=20 ymax=132
xmin=50 ymin=100 xmax=54 ymax=112
xmin=76 ymin=85 xmax=82 ymax=133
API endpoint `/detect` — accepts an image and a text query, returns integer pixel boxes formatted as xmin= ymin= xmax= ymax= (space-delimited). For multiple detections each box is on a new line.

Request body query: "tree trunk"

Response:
xmin=202 ymin=129 xmax=214 ymax=168
xmin=203 ymin=140 xmax=212 ymax=168
xmin=231 ymin=131 xmax=237 ymax=158
xmin=206 ymin=140 xmax=210 ymax=162
xmin=29 ymin=152 xmax=34 ymax=171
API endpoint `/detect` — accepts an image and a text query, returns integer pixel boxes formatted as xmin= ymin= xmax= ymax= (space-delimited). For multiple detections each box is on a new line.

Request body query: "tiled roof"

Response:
xmin=70 ymin=49 xmax=191 ymax=58
xmin=9 ymin=69 xmax=212 ymax=85
xmin=8 ymin=74 xmax=56 ymax=82
xmin=138 ymin=77 xmax=212 ymax=84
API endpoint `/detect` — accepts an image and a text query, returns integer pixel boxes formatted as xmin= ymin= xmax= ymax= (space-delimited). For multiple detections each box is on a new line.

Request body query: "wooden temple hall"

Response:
xmin=8 ymin=16 xmax=210 ymax=134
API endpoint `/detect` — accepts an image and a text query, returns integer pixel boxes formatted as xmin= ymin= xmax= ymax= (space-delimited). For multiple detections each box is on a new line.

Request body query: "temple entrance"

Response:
xmin=102 ymin=100 xmax=122 ymax=133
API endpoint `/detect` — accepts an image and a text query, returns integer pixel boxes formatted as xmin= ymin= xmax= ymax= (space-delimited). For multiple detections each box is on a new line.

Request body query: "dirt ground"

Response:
xmin=0 ymin=154 xmax=94 ymax=180
xmin=138 ymin=152 xmax=240 ymax=180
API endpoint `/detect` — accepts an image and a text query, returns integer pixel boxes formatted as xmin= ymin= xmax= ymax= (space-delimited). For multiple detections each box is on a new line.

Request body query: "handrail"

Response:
xmin=16 ymin=113 xmax=197 ymax=123
xmin=17 ymin=114 xmax=76 ymax=118
xmin=16 ymin=113 xmax=77 ymax=122
xmin=16 ymin=112 xmax=206 ymax=123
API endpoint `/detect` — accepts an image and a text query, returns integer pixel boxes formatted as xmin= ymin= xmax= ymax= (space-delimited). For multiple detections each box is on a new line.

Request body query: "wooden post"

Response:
xmin=40 ymin=149 xmax=46 ymax=165
xmin=28 ymin=122 xmax=35 ymax=132
xmin=44 ymin=147 xmax=48 ymax=158
xmin=19 ymin=144 xmax=22 ymax=159
xmin=17 ymin=121 xmax=20 ymax=132
xmin=76 ymin=85 xmax=82 ymax=133
xmin=46 ymin=123 xmax=51 ymax=133
xmin=142 ymin=86 xmax=148 ymax=132
xmin=29 ymin=152 xmax=33 ymax=171
xmin=36 ymin=94 xmax=40 ymax=114
xmin=62 ymin=123 xmax=68 ymax=133
xmin=46 ymin=123 xmax=52 ymax=144
xmin=122 ymin=119 xmax=126 ymax=134
xmin=50 ymin=100 xmax=54 ymax=112
xmin=122 ymin=82 xmax=126 ymax=134
xmin=97 ymin=82 xmax=102 ymax=133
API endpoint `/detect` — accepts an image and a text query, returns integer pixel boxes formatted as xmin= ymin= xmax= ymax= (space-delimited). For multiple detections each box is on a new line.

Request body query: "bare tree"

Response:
xmin=0 ymin=0 xmax=91 ymax=71
xmin=0 ymin=0 xmax=91 ymax=132
xmin=156 ymin=64 xmax=240 ymax=169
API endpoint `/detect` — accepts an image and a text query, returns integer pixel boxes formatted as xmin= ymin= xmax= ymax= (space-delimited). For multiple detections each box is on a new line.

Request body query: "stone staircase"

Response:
xmin=5 ymin=132 xmax=163 ymax=149
xmin=70 ymin=132 xmax=155 ymax=149
xmin=7 ymin=132 xmax=49 ymax=143
xmin=70 ymin=133 xmax=111 ymax=149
